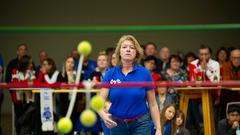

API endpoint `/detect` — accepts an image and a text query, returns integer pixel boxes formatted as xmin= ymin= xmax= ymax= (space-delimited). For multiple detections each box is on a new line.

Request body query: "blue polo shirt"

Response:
xmin=102 ymin=64 xmax=154 ymax=119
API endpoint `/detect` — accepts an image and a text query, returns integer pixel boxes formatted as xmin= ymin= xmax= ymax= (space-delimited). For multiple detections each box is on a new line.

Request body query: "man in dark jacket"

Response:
xmin=5 ymin=43 xmax=28 ymax=82
xmin=217 ymin=103 xmax=240 ymax=135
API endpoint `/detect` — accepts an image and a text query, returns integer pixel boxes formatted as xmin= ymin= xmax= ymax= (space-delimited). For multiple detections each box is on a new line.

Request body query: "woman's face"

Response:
xmin=176 ymin=115 xmax=183 ymax=127
xmin=120 ymin=40 xmax=137 ymax=62
xmin=97 ymin=55 xmax=108 ymax=69
xmin=42 ymin=60 xmax=52 ymax=73
xmin=157 ymin=87 xmax=167 ymax=95
xmin=218 ymin=50 xmax=227 ymax=62
xmin=165 ymin=106 xmax=176 ymax=120
xmin=65 ymin=57 xmax=75 ymax=71
xmin=144 ymin=60 xmax=155 ymax=72
xmin=111 ymin=53 xmax=117 ymax=67
xmin=170 ymin=58 xmax=180 ymax=71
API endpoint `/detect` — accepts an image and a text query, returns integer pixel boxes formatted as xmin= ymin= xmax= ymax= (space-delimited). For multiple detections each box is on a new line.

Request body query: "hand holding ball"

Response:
xmin=57 ymin=117 xmax=73 ymax=134
xmin=77 ymin=41 xmax=92 ymax=56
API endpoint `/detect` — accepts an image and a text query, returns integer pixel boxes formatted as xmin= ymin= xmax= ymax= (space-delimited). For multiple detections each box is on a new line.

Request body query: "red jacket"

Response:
xmin=11 ymin=69 xmax=36 ymax=104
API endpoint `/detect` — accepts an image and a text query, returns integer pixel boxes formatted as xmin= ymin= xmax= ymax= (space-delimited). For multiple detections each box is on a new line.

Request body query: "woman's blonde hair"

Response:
xmin=98 ymin=51 xmax=107 ymax=58
xmin=115 ymin=35 xmax=143 ymax=64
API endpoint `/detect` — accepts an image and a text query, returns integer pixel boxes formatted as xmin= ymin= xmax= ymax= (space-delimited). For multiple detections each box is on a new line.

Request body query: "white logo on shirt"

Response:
xmin=110 ymin=79 xmax=121 ymax=84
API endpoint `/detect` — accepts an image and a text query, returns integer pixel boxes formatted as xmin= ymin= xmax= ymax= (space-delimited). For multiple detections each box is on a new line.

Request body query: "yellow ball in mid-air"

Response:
xmin=77 ymin=41 xmax=92 ymax=56
xmin=80 ymin=109 xmax=97 ymax=127
xmin=90 ymin=95 xmax=105 ymax=112
xmin=57 ymin=117 xmax=73 ymax=134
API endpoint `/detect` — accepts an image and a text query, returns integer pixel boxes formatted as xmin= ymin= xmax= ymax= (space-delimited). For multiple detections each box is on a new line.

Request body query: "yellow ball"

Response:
xmin=77 ymin=41 xmax=92 ymax=56
xmin=80 ymin=109 xmax=97 ymax=127
xmin=90 ymin=95 xmax=105 ymax=112
xmin=57 ymin=117 xmax=73 ymax=134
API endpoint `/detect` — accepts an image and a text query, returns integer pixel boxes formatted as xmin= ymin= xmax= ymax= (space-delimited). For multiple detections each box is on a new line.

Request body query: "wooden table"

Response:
xmin=176 ymin=87 xmax=224 ymax=135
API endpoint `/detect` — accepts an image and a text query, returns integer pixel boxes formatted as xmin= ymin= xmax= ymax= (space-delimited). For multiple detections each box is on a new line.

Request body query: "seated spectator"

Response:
xmin=151 ymin=103 xmax=176 ymax=135
xmin=155 ymin=77 xmax=174 ymax=113
xmin=220 ymin=48 xmax=240 ymax=119
xmin=175 ymin=110 xmax=190 ymax=135
xmin=217 ymin=103 xmax=240 ymax=135
xmin=160 ymin=104 xmax=177 ymax=135
xmin=161 ymin=54 xmax=188 ymax=106
xmin=143 ymin=56 xmax=161 ymax=93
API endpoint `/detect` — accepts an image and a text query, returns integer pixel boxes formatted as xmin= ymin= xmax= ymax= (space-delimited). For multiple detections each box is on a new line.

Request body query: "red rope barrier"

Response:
xmin=0 ymin=81 xmax=240 ymax=89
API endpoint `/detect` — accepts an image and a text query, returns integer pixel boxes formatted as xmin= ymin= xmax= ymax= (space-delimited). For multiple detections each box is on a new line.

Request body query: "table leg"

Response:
xmin=202 ymin=90 xmax=215 ymax=135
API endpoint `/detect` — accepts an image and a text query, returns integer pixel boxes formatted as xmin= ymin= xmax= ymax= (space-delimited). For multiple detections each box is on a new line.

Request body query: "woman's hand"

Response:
xmin=102 ymin=111 xmax=117 ymax=128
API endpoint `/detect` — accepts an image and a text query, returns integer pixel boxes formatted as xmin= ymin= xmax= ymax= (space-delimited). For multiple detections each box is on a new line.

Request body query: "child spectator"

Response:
xmin=156 ymin=78 xmax=174 ymax=113
xmin=175 ymin=110 xmax=190 ymax=135
xmin=160 ymin=104 xmax=177 ymax=135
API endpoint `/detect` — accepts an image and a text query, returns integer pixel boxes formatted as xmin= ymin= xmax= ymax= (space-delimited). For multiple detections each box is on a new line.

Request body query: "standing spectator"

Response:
xmin=71 ymin=49 xmax=97 ymax=80
xmin=89 ymin=51 xmax=109 ymax=135
xmin=82 ymin=56 xmax=97 ymax=80
xmin=6 ymin=43 xmax=29 ymax=82
xmin=216 ymin=47 xmax=229 ymax=67
xmin=161 ymin=54 xmax=188 ymax=106
xmin=159 ymin=46 xmax=171 ymax=72
xmin=37 ymin=58 xmax=63 ymax=135
xmin=220 ymin=48 xmax=240 ymax=119
xmin=183 ymin=52 xmax=198 ymax=74
xmin=188 ymin=45 xmax=220 ymax=135
xmin=70 ymin=49 xmax=80 ymax=69
xmin=36 ymin=51 xmax=48 ymax=76
xmin=11 ymin=55 xmax=36 ymax=135
xmin=143 ymin=56 xmax=161 ymax=93
xmin=189 ymin=45 xmax=220 ymax=82
xmin=144 ymin=42 xmax=158 ymax=57
xmin=90 ymin=51 xmax=108 ymax=83
xmin=216 ymin=47 xmax=229 ymax=79
xmin=141 ymin=42 xmax=161 ymax=74
xmin=98 ymin=35 xmax=161 ymax=135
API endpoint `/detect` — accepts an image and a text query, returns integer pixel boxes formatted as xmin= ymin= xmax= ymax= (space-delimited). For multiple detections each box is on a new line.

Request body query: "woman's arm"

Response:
xmin=147 ymin=90 xmax=162 ymax=135
xmin=98 ymin=88 xmax=117 ymax=128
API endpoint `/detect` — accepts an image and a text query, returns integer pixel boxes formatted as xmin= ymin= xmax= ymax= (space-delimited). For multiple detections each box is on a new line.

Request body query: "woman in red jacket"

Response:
xmin=11 ymin=55 xmax=36 ymax=135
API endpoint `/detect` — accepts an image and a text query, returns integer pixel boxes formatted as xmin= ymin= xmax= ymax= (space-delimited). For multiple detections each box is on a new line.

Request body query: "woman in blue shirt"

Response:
xmin=98 ymin=35 xmax=162 ymax=135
